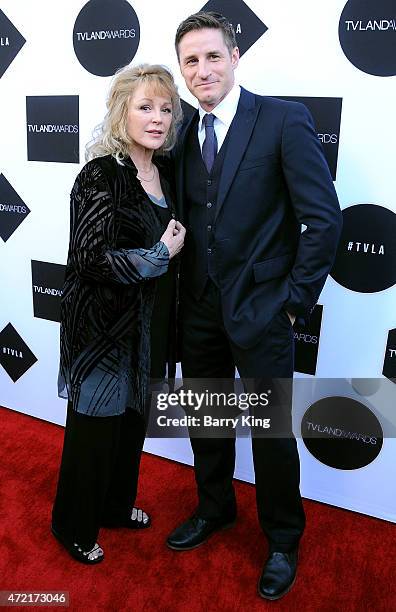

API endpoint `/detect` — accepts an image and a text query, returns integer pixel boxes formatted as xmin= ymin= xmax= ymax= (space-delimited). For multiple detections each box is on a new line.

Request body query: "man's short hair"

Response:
xmin=175 ymin=11 xmax=237 ymax=58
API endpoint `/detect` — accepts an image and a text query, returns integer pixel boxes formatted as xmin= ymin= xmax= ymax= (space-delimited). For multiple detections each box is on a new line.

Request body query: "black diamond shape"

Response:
xmin=200 ymin=0 xmax=268 ymax=56
xmin=0 ymin=323 xmax=37 ymax=382
xmin=0 ymin=174 xmax=30 ymax=242
xmin=383 ymin=328 xmax=396 ymax=384
xmin=0 ymin=9 xmax=26 ymax=79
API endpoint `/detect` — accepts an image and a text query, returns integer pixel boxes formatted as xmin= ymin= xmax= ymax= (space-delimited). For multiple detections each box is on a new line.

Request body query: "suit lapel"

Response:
xmin=215 ymin=88 xmax=259 ymax=221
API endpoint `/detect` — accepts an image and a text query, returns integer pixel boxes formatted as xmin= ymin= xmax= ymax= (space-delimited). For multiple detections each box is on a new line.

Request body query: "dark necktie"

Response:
xmin=202 ymin=113 xmax=218 ymax=173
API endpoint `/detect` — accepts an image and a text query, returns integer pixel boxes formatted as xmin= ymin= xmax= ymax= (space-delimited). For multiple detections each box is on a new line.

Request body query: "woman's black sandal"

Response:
xmin=51 ymin=525 xmax=104 ymax=564
xmin=128 ymin=507 xmax=151 ymax=529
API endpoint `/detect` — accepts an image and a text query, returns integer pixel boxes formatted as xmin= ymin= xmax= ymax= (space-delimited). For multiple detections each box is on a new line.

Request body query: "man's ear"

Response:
xmin=231 ymin=47 xmax=240 ymax=69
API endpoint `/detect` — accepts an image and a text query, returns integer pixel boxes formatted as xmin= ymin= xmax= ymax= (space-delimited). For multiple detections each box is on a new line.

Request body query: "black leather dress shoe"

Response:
xmin=166 ymin=515 xmax=236 ymax=551
xmin=258 ymin=549 xmax=298 ymax=600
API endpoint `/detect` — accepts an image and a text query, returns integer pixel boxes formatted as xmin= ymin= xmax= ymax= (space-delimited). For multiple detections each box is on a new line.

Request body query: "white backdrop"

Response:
xmin=0 ymin=0 xmax=395 ymax=522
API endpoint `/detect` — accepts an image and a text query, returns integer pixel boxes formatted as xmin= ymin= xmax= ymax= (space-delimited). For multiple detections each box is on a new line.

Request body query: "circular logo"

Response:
xmin=339 ymin=0 xmax=396 ymax=77
xmin=73 ymin=0 xmax=140 ymax=77
xmin=301 ymin=396 xmax=383 ymax=470
xmin=330 ymin=204 xmax=396 ymax=293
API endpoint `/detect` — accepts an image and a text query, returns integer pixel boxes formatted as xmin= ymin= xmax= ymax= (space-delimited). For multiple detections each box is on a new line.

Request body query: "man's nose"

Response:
xmin=197 ymin=59 xmax=210 ymax=79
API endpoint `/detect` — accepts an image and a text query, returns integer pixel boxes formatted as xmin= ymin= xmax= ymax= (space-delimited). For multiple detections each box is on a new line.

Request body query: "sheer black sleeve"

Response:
xmin=68 ymin=161 xmax=169 ymax=284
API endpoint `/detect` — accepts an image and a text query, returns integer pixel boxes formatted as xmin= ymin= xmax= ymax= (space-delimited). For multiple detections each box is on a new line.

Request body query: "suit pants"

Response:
xmin=52 ymin=402 xmax=146 ymax=550
xmin=181 ymin=280 xmax=306 ymax=552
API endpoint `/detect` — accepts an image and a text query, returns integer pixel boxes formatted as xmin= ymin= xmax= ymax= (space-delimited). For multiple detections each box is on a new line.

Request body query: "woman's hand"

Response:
xmin=160 ymin=220 xmax=186 ymax=259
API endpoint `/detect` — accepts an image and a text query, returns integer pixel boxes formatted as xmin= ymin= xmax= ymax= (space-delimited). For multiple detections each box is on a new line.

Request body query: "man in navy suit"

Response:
xmin=166 ymin=12 xmax=342 ymax=600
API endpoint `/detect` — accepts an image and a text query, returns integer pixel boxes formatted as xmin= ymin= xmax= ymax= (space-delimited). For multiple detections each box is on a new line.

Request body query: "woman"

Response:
xmin=52 ymin=64 xmax=185 ymax=564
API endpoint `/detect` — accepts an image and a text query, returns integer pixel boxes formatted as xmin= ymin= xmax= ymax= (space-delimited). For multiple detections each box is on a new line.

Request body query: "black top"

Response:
xmin=147 ymin=196 xmax=175 ymax=380
xmin=58 ymin=154 xmax=176 ymax=417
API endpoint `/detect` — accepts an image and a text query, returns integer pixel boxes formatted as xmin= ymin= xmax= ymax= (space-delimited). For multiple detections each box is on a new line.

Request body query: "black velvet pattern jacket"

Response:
xmin=58 ymin=154 xmax=175 ymax=417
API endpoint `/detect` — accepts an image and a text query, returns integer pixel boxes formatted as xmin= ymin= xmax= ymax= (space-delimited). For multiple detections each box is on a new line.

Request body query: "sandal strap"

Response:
xmin=73 ymin=541 xmax=104 ymax=561
xmin=131 ymin=507 xmax=149 ymax=523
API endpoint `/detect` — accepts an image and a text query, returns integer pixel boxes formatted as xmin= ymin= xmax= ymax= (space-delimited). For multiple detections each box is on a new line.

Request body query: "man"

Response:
xmin=167 ymin=12 xmax=342 ymax=600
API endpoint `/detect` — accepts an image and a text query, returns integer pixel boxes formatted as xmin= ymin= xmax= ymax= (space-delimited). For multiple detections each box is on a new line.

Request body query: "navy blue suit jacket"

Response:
xmin=174 ymin=87 xmax=342 ymax=349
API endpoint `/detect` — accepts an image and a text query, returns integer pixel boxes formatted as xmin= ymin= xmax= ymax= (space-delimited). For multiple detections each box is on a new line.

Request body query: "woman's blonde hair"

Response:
xmin=86 ymin=63 xmax=182 ymax=163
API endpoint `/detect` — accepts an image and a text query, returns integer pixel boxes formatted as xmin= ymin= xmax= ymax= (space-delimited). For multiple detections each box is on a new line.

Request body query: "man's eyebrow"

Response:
xmin=183 ymin=49 xmax=222 ymax=61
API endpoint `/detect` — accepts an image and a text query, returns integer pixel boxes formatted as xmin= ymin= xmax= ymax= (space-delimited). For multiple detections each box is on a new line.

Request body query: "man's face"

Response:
xmin=178 ymin=28 xmax=239 ymax=112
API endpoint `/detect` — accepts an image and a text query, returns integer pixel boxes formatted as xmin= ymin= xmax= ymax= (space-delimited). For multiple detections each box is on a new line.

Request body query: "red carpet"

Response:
xmin=0 ymin=405 xmax=395 ymax=611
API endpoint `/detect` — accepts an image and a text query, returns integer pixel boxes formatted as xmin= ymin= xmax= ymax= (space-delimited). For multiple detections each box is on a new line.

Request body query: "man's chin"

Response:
xmin=196 ymin=93 xmax=216 ymax=108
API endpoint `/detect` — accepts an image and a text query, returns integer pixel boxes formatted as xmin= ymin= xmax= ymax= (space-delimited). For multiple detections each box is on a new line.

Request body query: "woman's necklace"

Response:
xmin=136 ymin=164 xmax=156 ymax=183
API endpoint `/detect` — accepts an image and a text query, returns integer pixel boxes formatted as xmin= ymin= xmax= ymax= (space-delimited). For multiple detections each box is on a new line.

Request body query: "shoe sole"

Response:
xmin=166 ymin=520 xmax=236 ymax=551
xmin=257 ymin=575 xmax=297 ymax=601
xmin=51 ymin=525 xmax=104 ymax=565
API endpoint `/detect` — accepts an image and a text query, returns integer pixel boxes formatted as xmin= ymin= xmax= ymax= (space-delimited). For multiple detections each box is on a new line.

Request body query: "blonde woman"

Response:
xmin=52 ymin=64 xmax=185 ymax=564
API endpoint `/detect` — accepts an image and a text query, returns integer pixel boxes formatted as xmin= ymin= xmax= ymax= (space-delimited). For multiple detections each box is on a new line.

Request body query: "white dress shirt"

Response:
xmin=198 ymin=83 xmax=241 ymax=153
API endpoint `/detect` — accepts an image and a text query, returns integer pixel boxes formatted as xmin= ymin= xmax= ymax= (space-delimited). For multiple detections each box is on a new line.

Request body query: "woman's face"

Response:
xmin=126 ymin=83 xmax=173 ymax=151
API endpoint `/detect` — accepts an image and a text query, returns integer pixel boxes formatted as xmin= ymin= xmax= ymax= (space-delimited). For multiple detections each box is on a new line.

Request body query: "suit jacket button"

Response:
xmin=207 ymin=202 xmax=212 ymax=208
xmin=207 ymin=248 xmax=212 ymax=254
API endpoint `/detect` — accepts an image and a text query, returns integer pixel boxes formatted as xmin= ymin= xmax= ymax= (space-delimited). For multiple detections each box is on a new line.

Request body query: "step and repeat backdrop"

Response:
xmin=0 ymin=0 xmax=395 ymax=521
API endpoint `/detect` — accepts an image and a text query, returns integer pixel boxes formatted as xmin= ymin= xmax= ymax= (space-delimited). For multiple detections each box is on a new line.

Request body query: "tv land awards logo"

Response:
xmin=0 ymin=323 xmax=37 ymax=382
xmin=277 ymin=97 xmax=342 ymax=181
xmin=0 ymin=174 xmax=30 ymax=242
xmin=0 ymin=9 xmax=26 ymax=79
xmin=383 ymin=328 xmax=396 ymax=383
xmin=294 ymin=305 xmax=323 ymax=376
xmin=330 ymin=204 xmax=396 ymax=293
xmin=301 ymin=396 xmax=383 ymax=470
xmin=200 ymin=0 xmax=268 ymax=56
xmin=73 ymin=0 xmax=140 ymax=76
xmin=31 ymin=261 xmax=66 ymax=323
xmin=26 ymin=96 xmax=79 ymax=163
xmin=339 ymin=0 xmax=396 ymax=77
